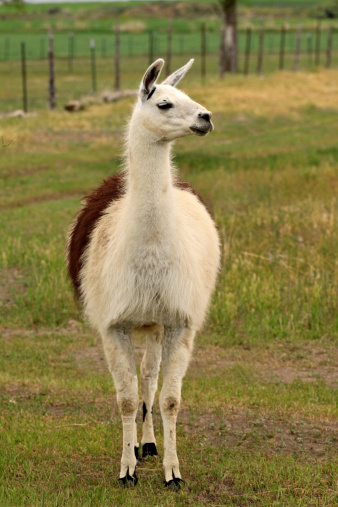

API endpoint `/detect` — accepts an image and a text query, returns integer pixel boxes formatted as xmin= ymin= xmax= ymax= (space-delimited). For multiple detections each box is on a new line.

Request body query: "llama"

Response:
xmin=67 ymin=59 xmax=220 ymax=490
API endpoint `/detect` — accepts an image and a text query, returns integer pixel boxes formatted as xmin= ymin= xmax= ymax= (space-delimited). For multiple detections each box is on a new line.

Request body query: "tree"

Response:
xmin=218 ymin=0 xmax=238 ymax=76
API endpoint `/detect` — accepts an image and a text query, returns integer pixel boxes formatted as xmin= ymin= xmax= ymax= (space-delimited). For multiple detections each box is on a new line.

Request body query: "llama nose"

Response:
xmin=198 ymin=111 xmax=212 ymax=122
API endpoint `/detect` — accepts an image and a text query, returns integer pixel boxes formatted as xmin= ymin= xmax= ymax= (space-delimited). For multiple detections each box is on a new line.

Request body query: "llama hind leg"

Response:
xmin=140 ymin=325 xmax=163 ymax=458
xmin=101 ymin=326 xmax=139 ymax=487
xmin=160 ymin=326 xmax=195 ymax=490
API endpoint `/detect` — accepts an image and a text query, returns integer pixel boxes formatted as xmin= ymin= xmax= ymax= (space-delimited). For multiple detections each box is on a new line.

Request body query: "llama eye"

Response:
xmin=157 ymin=102 xmax=173 ymax=110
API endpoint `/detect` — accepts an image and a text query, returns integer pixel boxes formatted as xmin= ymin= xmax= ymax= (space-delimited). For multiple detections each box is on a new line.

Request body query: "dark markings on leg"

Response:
xmin=142 ymin=402 xmax=147 ymax=423
xmin=134 ymin=446 xmax=141 ymax=466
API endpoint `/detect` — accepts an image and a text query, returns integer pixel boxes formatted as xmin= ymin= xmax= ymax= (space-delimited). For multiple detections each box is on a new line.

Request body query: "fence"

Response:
xmin=0 ymin=25 xmax=337 ymax=113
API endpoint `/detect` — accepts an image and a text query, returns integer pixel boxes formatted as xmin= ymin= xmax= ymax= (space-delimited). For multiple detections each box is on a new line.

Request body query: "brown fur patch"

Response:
xmin=163 ymin=396 xmax=180 ymax=415
xmin=120 ymin=398 xmax=138 ymax=416
xmin=67 ymin=173 xmax=211 ymax=300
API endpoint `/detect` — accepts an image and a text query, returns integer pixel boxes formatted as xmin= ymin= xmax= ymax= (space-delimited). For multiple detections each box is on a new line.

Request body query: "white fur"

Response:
xmin=77 ymin=59 xmax=221 ymax=484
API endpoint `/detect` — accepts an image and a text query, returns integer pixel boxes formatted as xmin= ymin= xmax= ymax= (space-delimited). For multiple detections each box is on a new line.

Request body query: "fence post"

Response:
xmin=293 ymin=24 xmax=302 ymax=71
xmin=48 ymin=29 xmax=56 ymax=110
xmin=315 ymin=20 xmax=321 ymax=66
xmin=243 ymin=27 xmax=251 ymax=76
xmin=166 ymin=21 xmax=172 ymax=77
xmin=68 ymin=32 xmax=74 ymax=73
xmin=149 ymin=31 xmax=154 ymax=65
xmin=115 ymin=24 xmax=120 ymax=91
xmin=257 ymin=22 xmax=265 ymax=76
xmin=201 ymin=22 xmax=206 ymax=84
xmin=90 ymin=39 xmax=97 ymax=92
xmin=325 ymin=26 xmax=333 ymax=68
xmin=279 ymin=25 xmax=286 ymax=70
xmin=21 ymin=42 xmax=28 ymax=113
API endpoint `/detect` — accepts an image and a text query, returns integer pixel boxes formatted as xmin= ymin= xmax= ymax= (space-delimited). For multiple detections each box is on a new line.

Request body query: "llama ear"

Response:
xmin=161 ymin=59 xmax=194 ymax=87
xmin=140 ymin=59 xmax=164 ymax=101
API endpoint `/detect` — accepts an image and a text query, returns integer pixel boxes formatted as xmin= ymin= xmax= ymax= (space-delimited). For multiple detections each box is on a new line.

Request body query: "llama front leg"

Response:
xmin=160 ymin=326 xmax=195 ymax=490
xmin=140 ymin=326 xmax=162 ymax=458
xmin=101 ymin=326 xmax=139 ymax=487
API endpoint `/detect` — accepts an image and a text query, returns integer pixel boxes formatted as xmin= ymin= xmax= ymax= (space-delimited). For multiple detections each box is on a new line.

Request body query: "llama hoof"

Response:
xmin=142 ymin=442 xmax=158 ymax=458
xmin=118 ymin=470 xmax=138 ymax=488
xmin=165 ymin=478 xmax=185 ymax=491
xmin=134 ymin=446 xmax=141 ymax=466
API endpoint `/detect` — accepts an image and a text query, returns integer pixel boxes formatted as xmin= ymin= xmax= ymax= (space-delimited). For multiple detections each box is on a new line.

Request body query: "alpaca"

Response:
xmin=67 ymin=58 xmax=220 ymax=490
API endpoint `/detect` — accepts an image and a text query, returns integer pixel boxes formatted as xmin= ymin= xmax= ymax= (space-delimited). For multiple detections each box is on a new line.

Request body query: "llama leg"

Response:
xmin=140 ymin=326 xmax=162 ymax=458
xmin=160 ymin=326 xmax=195 ymax=490
xmin=101 ymin=326 xmax=139 ymax=487
xmin=134 ymin=417 xmax=141 ymax=466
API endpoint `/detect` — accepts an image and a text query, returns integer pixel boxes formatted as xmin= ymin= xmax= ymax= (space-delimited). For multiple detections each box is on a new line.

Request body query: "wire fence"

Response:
xmin=1 ymin=27 xmax=337 ymax=61
xmin=0 ymin=26 xmax=337 ymax=113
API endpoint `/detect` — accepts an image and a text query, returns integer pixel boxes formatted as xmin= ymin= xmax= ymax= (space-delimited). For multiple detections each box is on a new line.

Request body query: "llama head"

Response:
xmin=134 ymin=59 xmax=213 ymax=142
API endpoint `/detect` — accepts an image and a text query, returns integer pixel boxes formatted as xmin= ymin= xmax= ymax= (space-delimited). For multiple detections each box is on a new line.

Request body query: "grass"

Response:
xmin=0 ymin=66 xmax=337 ymax=505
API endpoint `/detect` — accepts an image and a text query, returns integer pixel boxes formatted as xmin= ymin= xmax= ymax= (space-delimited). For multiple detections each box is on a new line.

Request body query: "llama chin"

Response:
xmin=67 ymin=58 xmax=220 ymax=489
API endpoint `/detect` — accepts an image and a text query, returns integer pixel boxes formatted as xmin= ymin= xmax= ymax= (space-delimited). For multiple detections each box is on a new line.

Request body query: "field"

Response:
xmin=1 ymin=0 xmax=337 ymax=114
xmin=1 ymin=58 xmax=338 ymax=506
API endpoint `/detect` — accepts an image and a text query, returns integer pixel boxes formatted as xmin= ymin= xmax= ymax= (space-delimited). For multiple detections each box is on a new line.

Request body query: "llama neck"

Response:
xmin=125 ymin=125 xmax=175 ymax=239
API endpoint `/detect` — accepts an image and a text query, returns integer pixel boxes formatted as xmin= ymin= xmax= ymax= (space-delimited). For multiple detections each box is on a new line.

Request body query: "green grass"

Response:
xmin=0 ymin=66 xmax=337 ymax=505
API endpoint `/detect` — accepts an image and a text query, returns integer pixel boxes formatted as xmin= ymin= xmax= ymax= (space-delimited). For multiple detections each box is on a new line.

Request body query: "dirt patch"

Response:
xmin=190 ymin=342 xmax=338 ymax=386
xmin=0 ymin=319 xmax=90 ymax=340
xmin=179 ymin=406 xmax=338 ymax=463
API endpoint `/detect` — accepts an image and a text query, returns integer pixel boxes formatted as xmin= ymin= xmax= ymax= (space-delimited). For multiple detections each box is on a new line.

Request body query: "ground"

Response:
xmin=0 ymin=68 xmax=337 ymax=505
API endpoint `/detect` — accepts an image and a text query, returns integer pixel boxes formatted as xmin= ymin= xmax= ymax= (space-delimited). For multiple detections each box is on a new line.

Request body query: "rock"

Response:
xmin=64 ymin=100 xmax=84 ymax=112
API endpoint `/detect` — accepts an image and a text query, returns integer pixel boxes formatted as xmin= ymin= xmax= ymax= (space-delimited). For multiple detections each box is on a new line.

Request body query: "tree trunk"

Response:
xmin=219 ymin=0 xmax=237 ymax=74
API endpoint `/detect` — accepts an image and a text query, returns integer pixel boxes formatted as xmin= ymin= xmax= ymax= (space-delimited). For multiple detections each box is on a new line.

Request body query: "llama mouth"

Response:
xmin=190 ymin=126 xmax=209 ymax=136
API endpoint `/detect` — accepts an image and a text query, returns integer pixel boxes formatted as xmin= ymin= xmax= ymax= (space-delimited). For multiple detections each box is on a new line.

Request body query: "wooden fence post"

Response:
xmin=48 ymin=29 xmax=56 ymax=111
xmin=243 ymin=27 xmax=251 ymax=75
xmin=325 ymin=26 xmax=334 ymax=68
xmin=21 ymin=42 xmax=28 ymax=113
xmin=166 ymin=21 xmax=172 ymax=77
xmin=315 ymin=20 xmax=321 ymax=66
xmin=201 ymin=22 xmax=206 ymax=84
xmin=115 ymin=24 xmax=120 ymax=91
xmin=257 ymin=22 xmax=265 ymax=76
xmin=279 ymin=25 xmax=286 ymax=70
xmin=293 ymin=24 xmax=302 ymax=71
xmin=90 ymin=39 xmax=97 ymax=92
